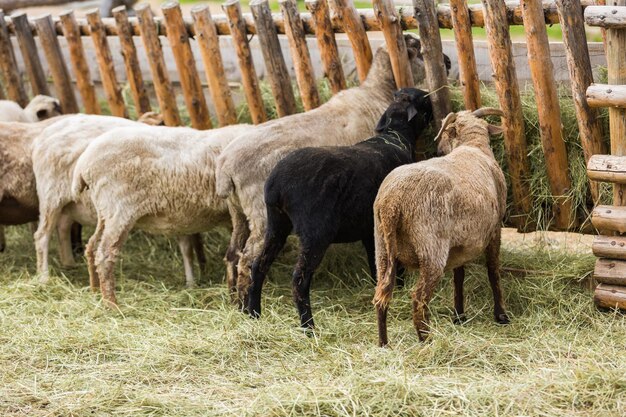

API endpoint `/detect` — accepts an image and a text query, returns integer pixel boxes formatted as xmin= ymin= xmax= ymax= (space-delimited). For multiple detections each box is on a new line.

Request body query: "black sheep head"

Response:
xmin=375 ymin=88 xmax=434 ymax=134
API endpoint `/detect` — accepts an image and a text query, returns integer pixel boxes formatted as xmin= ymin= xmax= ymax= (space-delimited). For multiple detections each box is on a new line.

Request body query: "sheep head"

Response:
xmin=137 ymin=112 xmax=165 ymax=126
xmin=24 ymin=95 xmax=62 ymax=121
xmin=435 ymin=108 xmax=504 ymax=156
xmin=375 ymin=87 xmax=433 ymax=132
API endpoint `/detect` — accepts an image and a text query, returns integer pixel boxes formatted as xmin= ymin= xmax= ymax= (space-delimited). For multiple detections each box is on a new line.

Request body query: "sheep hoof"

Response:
xmin=496 ymin=313 xmax=510 ymax=325
xmin=417 ymin=328 xmax=430 ymax=342
xmin=249 ymin=309 xmax=261 ymax=319
xmin=453 ymin=313 xmax=467 ymax=325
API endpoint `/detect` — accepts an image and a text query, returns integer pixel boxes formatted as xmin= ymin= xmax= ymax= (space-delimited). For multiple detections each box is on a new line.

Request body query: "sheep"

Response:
xmin=31 ymin=113 xmax=175 ymax=284
xmin=216 ymin=34 xmax=449 ymax=307
xmin=247 ymin=88 xmax=434 ymax=328
xmin=0 ymin=95 xmax=62 ymax=252
xmin=0 ymin=95 xmax=62 ymax=123
xmin=372 ymin=108 xmax=511 ymax=346
xmin=70 ymin=123 xmax=254 ymax=305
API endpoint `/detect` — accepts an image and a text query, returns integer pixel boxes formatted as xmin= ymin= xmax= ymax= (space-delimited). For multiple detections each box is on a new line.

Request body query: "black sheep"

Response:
xmin=247 ymin=88 xmax=434 ymax=328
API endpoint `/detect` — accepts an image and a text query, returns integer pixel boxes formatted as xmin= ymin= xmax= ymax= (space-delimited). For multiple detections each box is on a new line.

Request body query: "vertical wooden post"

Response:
xmin=372 ymin=0 xmax=413 ymax=89
xmin=33 ymin=15 xmax=79 ymax=113
xmin=0 ymin=10 xmax=28 ymax=107
xmin=330 ymin=0 xmax=373 ymax=82
xmin=522 ymin=0 xmax=576 ymax=229
xmin=86 ymin=9 xmax=127 ymax=118
xmin=449 ymin=0 xmax=481 ymax=110
xmin=112 ymin=6 xmax=151 ymax=116
xmin=59 ymin=10 xmax=101 ymax=114
xmin=223 ymin=0 xmax=267 ymax=124
xmin=607 ymin=0 xmax=626 ymax=206
xmin=162 ymin=2 xmax=212 ymax=130
xmin=482 ymin=0 xmax=533 ymax=230
xmin=12 ymin=12 xmax=50 ymax=97
xmin=557 ymin=0 xmax=607 ymax=203
xmin=136 ymin=3 xmax=181 ymax=127
xmin=250 ymin=0 xmax=297 ymax=117
xmin=191 ymin=4 xmax=237 ymax=126
xmin=280 ymin=0 xmax=320 ymax=110
xmin=413 ymin=0 xmax=452 ymax=127
xmin=305 ymin=0 xmax=346 ymax=94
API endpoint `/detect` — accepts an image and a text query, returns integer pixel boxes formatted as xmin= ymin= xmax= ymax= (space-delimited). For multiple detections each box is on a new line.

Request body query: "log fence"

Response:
xmin=0 ymin=0 xmax=610 ymax=237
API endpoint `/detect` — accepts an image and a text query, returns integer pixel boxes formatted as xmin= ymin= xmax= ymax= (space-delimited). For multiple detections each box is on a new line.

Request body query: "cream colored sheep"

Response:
xmin=215 ymin=34 xmax=440 ymax=306
xmin=372 ymin=108 xmax=510 ymax=346
xmin=0 ymin=95 xmax=62 ymax=123
xmin=71 ymin=123 xmax=253 ymax=305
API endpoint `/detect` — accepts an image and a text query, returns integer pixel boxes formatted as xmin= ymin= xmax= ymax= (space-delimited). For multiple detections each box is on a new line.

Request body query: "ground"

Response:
xmin=1 ymin=224 xmax=624 ymax=416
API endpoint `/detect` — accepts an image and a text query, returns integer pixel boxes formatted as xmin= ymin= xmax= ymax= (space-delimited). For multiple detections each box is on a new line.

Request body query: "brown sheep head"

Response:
xmin=434 ymin=108 xmax=504 ymax=156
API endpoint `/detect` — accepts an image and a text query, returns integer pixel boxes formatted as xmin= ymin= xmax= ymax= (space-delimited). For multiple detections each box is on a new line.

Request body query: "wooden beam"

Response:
xmin=594 ymin=283 xmax=626 ymax=310
xmin=11 ymin=12 xmax=50 ymax=97
xmin=587 ymin=83 xmax=626 ymax=109
xmin=2 ymin=0 xmax=91 ymax=13
xmin=588 ymin=154 xmax=626 ymax=183
xmin=0 ymin=10 xmax=28 ymax=106
xmin=449 ymin=0 xmax=480 ymax=110
xmin=592 ymin=205 xmax=626 ymax=233
xmin=305 ymin=0 xmax=346 ymax=94
xmin=250 ymin=0 xmax=297 ymax=118
xmin=585 ymin=5 xmax=626 ymax=28
xmin=330 ymin=0 xmax=372 ymax=82
xmin=593 ymin=237 xmax=626 ymax=261
xmin=162 ymin=1 xmax=212 ymax=129
xmin=594 ymin=258 xmax=626 ymax=285
xmin=191 ymin=4 xmax=237 ymax=126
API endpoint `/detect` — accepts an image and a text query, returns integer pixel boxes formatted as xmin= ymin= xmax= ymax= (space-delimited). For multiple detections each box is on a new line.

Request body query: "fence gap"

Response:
xmin=33 ymin=14 xmax=79 ymax=113
xmin=12 ymin=12 xmax=49 ymax=97
xmin=162 ymin=1 xmax=212 ymax=129
xmin=136 ymin=3 xmax=181 ymax=126
xmin=0 ymin=10 xmax=28 ymax=106
xmin=59 ymin=11 xmax=100 ymax=114
xmin=112 ymin=6 xmax=151 ymax=116
xmin=250 ymin=0 xmax=297 ymax=117
xmin=330 ymin=0 xmax=373 ymax=82
xmin=449 ymin=0 xmax=481 ymax=110
xmin=481 ymin=0 xmax=533 ymax=231
xmin=223 ymin=0 xmax=267 ymax=124
xmin=191 ymin=4 xmax=237 ymax=126
xmin=280 ymin=0 xmax=320 ymax=110
xmin=373 ymin=0 xmax=413 ymax=89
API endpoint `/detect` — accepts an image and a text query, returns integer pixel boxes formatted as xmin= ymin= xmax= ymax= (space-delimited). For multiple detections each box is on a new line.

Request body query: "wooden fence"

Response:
xmin=0 ymin=0 xmax=606 ymax=234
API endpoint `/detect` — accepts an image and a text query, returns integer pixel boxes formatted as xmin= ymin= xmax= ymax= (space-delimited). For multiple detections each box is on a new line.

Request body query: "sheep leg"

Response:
xmin=71 ymin=222 xmax=84 ymax=257
xmin=412 ymin=259 xmax=445 ymax=342
xmin=248 ymin=206 xmax=292 ymax=318
xmin=178 ymin=235 xmax=196 ymax=289
xmin=86 ymin=218 xmax=105 ymax=291
xmin=453 ymin=266 xmax=467 ymax=324
xmin=486 ymin=230 xmax=510 ymax=324
xmin=34 ymin=206 xmax=62 ymax=283
xmin=95 ymin=221 xmax=132 ymax=307
xmin=375 ymin=256 xmax=397 ymax=347
xmin=56 ymin=214 xmax=77 ymax=268
xmin=292 ymin=242 xmax=328 ymax=329
xmin=191 ymin=233 xmax=207 ymax=281
xmin=225 ymin=203 xmax=250 ymax=306
xmin=0 ymin=226 xmax=5 ymax=252
xmin=236 ymin=220 xmax=265 ymax=311
xmin=362 ymin=237 xmax=378 ymax=284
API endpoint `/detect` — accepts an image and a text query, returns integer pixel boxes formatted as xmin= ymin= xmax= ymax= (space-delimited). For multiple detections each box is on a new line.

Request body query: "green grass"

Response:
xmin=1 ymin=221 xmax=625 ymax=415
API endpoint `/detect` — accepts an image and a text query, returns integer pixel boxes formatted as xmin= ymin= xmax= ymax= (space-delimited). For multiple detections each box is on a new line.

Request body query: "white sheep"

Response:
xmin=215 ymin=34 xmax=440 ymax=306
xmin=71 ymin=123 xmax=253 ymax=305
xmin=0 ymin=95 xmax=62 ymax=123
xmin=372 ymin=108 xmax=510 ymax=346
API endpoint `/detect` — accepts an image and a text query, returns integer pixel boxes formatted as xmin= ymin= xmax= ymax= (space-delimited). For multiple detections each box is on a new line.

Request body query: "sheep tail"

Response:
xmin=373 ymin=209 xmax=398 ymax=309
xmin=71 ymin=170 xmax=88 ymax=200
xmin=215 ymin=159 xmax=235 ymax=199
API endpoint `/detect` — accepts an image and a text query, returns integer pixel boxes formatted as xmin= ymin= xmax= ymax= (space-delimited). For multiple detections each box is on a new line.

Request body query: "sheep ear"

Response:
xmin=36 ymin=109 xmax=48 ymax=119
xmin=487 ymin=124 xmax=504 ymax=136
xmin=375 ymin=113 xmax=389 ymax=133
xmin=407 ymin=105 xmax=418 ymax=121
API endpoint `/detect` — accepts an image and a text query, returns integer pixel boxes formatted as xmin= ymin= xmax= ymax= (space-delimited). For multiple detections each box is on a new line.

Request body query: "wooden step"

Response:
xmin=594 ymin=283 xmax=626 ymax=310
xmin=587 ymin=84 xmax=626 ymax=109
xmin=592 ymin=205 xmax=626 ymax=233
xmin=593 ymin=258 xmax=626 ymax=285
xmin=587 ymin=155 xmax=626 ymax=183
xmin=593 ymin=236 xmax=626 ymax=260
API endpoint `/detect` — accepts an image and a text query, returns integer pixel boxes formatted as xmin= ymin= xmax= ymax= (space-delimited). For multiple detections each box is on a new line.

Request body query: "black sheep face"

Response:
xmin=375 ymin=88 xmax=434 ymax=135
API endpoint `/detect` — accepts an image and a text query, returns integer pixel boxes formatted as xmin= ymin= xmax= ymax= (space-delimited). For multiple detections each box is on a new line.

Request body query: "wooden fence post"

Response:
xmin=413 ymin=0 xmax=451 ymax=127
xmin=112 ymin=5 xmax=151 ymax=116
xmin=522 ymin=0 xmax=576 ymax=230
xmin=33 ymin=14 xmax=79 ymax=113
xmin=482 ymin=0 xmax=533 ymax=230
xmin=191 ymin=4 xmax=237 ymax=126
xmin=280 ymin=0 xmax=320 ymax=110
xmin=86 ymin=9 xmax=127 ymax=118
xmin=59 ymin=10 xmax=100 ymax=114
xmin=136 ymin=3 xmax=181 ymax=126
xmin=223 ymin=0 xmax=267 ymax=124
xmin=162 ymin=1 xmax=212 ymax=130
xmin=330 ymin=0 xmax=373 ymax=82
xmin=11 ymin=12 xmax=50 ymax=97
xmin=0 ymin=10 xmax=28 ymax=106
xmin=373 ymin=0 xmax=413 ymax=89
xmin=250 ymin=0 xmax=297 ymax=117
xmin=449 ymin=0 xmax=481 ymax=110
xmin=557 ymin=0 xmax=607 ymax=204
